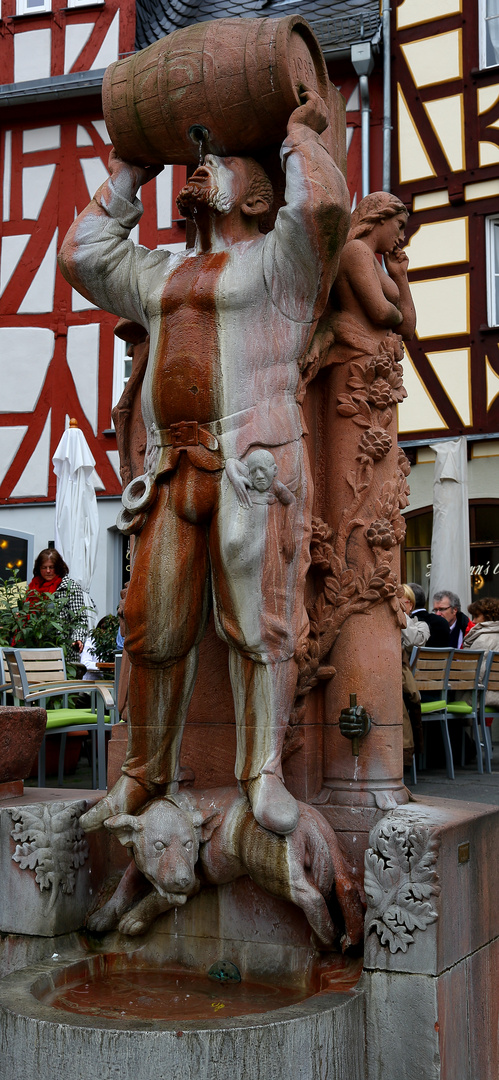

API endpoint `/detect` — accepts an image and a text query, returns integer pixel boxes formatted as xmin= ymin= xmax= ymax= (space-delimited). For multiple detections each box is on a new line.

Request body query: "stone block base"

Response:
xmin=362 ymin=797 xmax=499 ymax=1080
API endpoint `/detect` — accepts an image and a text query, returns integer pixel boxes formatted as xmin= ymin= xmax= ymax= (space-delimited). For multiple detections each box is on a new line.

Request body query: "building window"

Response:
xmin=486 ymin=215 xmax=499 ymax=326
xmin=403 ymin=503 xmax=499 ymax=601
xmin=0 ymin=531 xmax=33 ymax=583
xmin=480 ymin=0 xmax=499 ymax=68
xmin=16 ymin=0 xmax=51 ymax=13
xmin=67 ymin=0 xmax=104 ymax=7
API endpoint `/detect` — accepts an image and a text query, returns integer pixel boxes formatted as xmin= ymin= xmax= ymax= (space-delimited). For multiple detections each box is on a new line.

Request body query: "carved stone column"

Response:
xmin=318 ymin=333 xmax=411 ymax=811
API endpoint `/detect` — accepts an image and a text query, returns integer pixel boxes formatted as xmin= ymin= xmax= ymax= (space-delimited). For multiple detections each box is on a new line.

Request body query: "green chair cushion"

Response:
xmin=421 ymin=700 xmax=447 ymax=714
xmin=446 ymin=702 xmax=473 ymax=715
xmin=45 ymin=709 xmax=98 ymax=730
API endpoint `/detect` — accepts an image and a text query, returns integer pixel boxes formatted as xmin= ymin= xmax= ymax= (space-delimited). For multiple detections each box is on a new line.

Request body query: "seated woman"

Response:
xmin=400 ymin=585 xmax=429 ymax=767
xmin=462 ymin=597 xmax=499 ymax=709
xmin=28 ymin=547 xmax=88 ymax=663
xmin=400 ymin=584 xmax=430 ymax=650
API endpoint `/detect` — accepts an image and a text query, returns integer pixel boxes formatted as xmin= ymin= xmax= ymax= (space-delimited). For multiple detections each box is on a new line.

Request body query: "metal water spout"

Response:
xmin=339 ymin=693 xmax=372 ymax=757
xmin=188 ymin=124 xmax=210 ymax=163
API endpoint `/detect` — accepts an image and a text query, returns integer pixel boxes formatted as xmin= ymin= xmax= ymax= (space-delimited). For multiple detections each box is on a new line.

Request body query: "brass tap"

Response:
xmin=339 ymin=693 xmax=372 ymax=757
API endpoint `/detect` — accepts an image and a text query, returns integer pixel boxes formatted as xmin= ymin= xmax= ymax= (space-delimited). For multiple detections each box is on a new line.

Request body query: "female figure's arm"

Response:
xmin=341 ymin=240 xmax=403 ymax=330
xmin=384 ymin=247 xmax=416 ymax=339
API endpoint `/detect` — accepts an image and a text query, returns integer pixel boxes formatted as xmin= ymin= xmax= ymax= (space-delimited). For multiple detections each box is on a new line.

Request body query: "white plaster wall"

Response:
xmin=0 ymin=498 xmax=123 ymax=623
xmin=90 ymin=10 xmax=119 ymax=70
xmin=14 ymin=29 xmax=51 ymax=83
xmin=405 ymin=453 xmax=499 ymax=511
xmin=64 ymin=23 xmax=94 ymax=75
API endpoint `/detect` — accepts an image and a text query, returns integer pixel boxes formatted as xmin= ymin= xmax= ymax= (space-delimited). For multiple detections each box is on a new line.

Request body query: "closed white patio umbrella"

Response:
xmin=52 ymin=418 xmax=100 ymax=624
xmin=429 ymin=436 xmax=471 ymax=612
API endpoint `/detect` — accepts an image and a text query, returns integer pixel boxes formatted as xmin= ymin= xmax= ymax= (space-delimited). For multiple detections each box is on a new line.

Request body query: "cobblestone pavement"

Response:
xmin=406 ymin=757 xmax=499 ymax=806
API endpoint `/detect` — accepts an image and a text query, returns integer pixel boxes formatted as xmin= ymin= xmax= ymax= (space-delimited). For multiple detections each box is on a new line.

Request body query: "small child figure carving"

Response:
xmin=226 ymin=449 xmax=296 ymax=561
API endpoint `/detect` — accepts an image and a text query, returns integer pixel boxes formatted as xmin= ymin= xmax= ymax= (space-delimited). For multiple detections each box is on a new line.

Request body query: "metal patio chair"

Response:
xmin=410 ymin=647 xmax=454 ymax=781
xmin=3 ymin=647 xmax=115 ymax=789
xmin=479 ymin=650 xmax=499 ymax=771
xmin=445 ymin=650 xmax=489 ymax=775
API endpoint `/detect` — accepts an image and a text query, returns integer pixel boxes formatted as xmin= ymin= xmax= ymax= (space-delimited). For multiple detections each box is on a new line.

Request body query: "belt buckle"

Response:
xmin=170 ymin=421 xmax=198 ymax=447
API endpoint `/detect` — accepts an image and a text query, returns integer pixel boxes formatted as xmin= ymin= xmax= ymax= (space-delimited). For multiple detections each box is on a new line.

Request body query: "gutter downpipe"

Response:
xmin=351 ymin=42 xmax=375 ymax=199
xmin=382 ymin=0 xmax=391 ymax=192
xmin=359 ymin=74 xmax=370 ymax=198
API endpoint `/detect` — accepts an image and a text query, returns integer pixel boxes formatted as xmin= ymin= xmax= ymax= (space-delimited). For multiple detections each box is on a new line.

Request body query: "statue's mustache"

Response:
xmin=176 ymin=181 xmax=233 ymax=218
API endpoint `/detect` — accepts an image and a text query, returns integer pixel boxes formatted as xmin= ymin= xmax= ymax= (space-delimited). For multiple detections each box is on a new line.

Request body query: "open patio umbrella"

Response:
xmin=429 ymin=436 xmax=471 ymax=612
xmin=52 ymin=418 xmax=100 ymax=625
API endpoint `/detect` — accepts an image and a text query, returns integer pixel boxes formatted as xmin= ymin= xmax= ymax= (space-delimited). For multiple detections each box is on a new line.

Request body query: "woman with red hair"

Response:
xmin=28 ymin=548 xmax=88 ymax=662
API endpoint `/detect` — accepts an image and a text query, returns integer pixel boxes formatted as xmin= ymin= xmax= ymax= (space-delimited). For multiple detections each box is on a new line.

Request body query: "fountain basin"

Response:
xmin=0 ymin=951 xmax=366 ymax=1080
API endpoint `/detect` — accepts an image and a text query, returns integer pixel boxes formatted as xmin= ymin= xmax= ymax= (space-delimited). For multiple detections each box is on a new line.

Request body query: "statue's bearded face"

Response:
xmin=176 ymin=155 xmax=253 ymax=219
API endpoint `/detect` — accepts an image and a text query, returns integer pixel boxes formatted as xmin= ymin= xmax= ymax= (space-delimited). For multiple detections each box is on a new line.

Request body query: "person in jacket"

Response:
xmin=432 ymin=589 xmax=474 ymax=648
xmin=407 ymin=582 xmax=450 ymax=647
xmin=400 ymin=585 xmax=429 ymax=765
xmin=462 ymin=597 xmax=499 ymax=707
xmin=28 ymin=548 xmax=88 ymax=662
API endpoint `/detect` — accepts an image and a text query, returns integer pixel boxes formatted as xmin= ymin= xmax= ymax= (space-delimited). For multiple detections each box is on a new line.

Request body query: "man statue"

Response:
xmin=59 ymin=88 xmax=350 ymax=836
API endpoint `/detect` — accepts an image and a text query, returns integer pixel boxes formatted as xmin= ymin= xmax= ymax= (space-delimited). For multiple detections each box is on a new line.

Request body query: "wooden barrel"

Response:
xmin=102 ymin=16 xmax=329 ymax=166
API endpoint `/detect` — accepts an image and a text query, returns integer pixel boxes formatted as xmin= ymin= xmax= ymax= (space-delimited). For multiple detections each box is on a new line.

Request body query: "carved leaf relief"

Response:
xmin=364 ymin=820 xmax=440 ymax=953
xmin=11 ymin=802 xmax=89 ymax=907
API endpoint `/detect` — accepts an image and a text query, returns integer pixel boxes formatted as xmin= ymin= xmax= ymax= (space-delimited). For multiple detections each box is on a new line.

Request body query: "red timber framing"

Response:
xmin=0 ymin=0 xmax=135 ymax=83
xmin=391 ymin=0 xmax=499 ymax=442
xmin=0 ymin=107 xmax=188 ymax=504
xmin=0 ymin=0 xmax=190 ymax=507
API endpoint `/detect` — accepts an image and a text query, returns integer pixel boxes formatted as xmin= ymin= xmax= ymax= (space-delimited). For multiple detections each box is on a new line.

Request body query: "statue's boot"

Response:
xmin=79 ymin=774 xmax=153 ymax=832
xmin=246 ymin=773 xmax=299 ymax=835
xmin=231 ymin=651 xmax=300 ymax=835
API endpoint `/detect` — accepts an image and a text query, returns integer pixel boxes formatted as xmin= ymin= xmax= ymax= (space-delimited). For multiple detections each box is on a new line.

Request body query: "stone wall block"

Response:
xmin=363 ymin=799 xmax=499 ymax=976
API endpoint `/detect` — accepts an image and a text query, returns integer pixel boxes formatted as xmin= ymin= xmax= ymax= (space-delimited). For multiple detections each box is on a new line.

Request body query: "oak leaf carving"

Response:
xmin=364 ymin=821 xmax=440 ymax=953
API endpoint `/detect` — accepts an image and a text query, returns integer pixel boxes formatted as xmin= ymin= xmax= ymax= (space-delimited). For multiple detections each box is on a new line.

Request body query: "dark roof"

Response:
xmin=135 ymin=0 xmax=380 ymax=56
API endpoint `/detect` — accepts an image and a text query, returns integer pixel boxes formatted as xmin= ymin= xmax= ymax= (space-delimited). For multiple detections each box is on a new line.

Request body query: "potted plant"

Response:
xmin=89 ymin=614 xmax=120 ymax=669
xmin=0 ymin=570 xmax=86 ymax=670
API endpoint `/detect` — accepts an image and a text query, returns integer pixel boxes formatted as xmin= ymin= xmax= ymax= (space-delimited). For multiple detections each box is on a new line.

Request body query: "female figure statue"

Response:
xmin=330 ymin=190 xmax=415 ymax=352
xmin=316 ymin=192 xmax=417 ymax=812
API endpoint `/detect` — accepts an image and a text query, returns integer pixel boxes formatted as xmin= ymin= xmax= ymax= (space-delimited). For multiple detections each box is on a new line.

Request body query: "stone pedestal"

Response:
xmin=0 ymin=794 xmax=128 ymax=950
xmin=0 ymin=706 xmax=46 ymax=785
xmin=362 ymin=798 xmax=499 ymax=1080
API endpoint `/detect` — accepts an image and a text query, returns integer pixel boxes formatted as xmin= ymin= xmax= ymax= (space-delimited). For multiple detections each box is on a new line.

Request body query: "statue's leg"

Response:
xmin=211 ymin=439 xmax=313 ymax=834
xmin=229 ymin=651 xmax=300 ymax=834
xmin=81 ymin=483 xmax=210 ymax=831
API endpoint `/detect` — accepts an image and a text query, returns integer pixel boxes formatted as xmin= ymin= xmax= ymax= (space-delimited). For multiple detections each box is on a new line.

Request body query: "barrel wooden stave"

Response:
xmin=103 ymin=15 xmax=330 ymax=167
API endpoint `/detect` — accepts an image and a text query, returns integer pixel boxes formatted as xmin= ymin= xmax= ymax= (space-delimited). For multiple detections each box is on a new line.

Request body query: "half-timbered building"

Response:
xmin=2 ymin=0 xmax=497 ymax=611
xmin=0 ymin=0 xmax=383 ymax=614
xmin=393 ymin=0 xmax=499 ymax=600
xmin=0 ymin=0 xmax=187 ymax=609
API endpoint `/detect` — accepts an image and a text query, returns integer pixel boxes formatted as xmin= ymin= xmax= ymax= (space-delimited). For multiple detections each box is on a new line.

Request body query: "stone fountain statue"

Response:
xmin=58 ymin=76 xmax=371 ymax=945
xmin=3 ymin=20 xmax=499 ymax=1080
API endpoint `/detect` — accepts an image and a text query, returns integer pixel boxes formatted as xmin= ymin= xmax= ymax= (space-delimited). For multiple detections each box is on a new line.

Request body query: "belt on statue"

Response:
xmin=152 ymin=421 xmax=219 ymax=451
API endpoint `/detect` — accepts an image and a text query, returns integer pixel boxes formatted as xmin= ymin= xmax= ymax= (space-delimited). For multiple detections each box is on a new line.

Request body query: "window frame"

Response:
xmin=66 ymin=0 xmax=104 ymax=8
xmin=486 ymin=213 xmax=499 ymax=327
xmin=479 ymin=0 xmax=499 ymax=69
xmin=0 ymin=529 xmax=34 ymax=583
xmin=402 ymin=500 xmax=499 ymax=601
xmin=16 ymin=0 xmax=51 ymax=14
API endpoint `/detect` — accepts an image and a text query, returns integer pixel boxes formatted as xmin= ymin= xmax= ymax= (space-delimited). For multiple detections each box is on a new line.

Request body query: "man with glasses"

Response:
xmin=431 ymin=590 xmax=474 ymax=648
xmin=408 ymin=582 xmax=450 ymax=647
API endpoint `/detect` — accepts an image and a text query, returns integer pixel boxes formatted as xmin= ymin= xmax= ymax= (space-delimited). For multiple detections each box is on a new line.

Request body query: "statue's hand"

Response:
xmin=225 ymin=458 xmax=252 ymax=508
xmin=385 ymin=246 xmax=409 ymax=280
xmin=108 ymin=148 xmax=164 ymax=201
xmin=288 ymin=87 xmax=329 ymax=135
